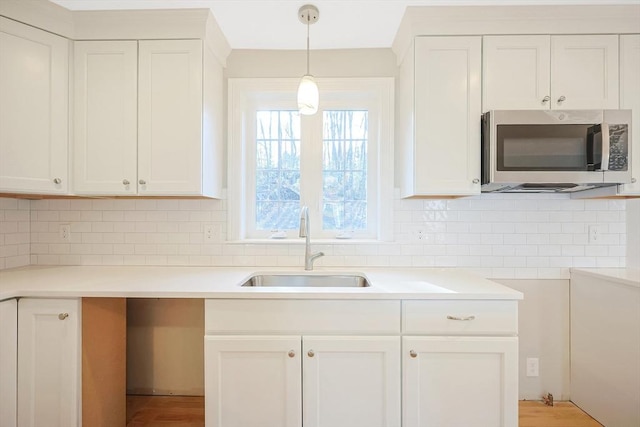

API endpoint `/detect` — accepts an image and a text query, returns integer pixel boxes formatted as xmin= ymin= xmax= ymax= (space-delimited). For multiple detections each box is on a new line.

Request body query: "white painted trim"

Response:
xmin=227 ymin=77 xmax=394 ymax=242
xmin=0 ymin=0 xmax=74 ymax=38
xmin=393 ymin=5 xmax=640 ymax=64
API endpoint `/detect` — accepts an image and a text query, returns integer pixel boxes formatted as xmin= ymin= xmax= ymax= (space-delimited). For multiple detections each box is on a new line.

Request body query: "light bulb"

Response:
xmin=297 ymin=74 xmax=319 ymax=115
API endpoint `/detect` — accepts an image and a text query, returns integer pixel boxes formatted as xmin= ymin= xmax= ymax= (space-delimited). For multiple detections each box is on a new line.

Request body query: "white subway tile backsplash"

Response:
xmin=0 ymin=192 xmax=628 ymax=277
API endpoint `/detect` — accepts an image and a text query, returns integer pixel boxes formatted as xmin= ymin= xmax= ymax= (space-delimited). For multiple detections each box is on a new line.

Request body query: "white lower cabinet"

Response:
xmin=204 ymin=335 xmax=400 ymax=427
xmin=303 ymin=336 xmax=401 ymax=427
xmin=205 ymin=336 xmax=302 ymax=427
xmin=403 ymin=336 xmax=519 ymax=427
xmin=17 ymin=298 xmax=80 ymax=427
xmin=204 ymin=298 xmax=518 ymax=427
xmin=0 ymin=299 xmax=17 ymax=427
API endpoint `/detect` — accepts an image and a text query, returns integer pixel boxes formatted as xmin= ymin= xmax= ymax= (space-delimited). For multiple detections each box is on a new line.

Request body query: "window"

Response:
xmin=228 ymin=78 xmax=393 ymax=241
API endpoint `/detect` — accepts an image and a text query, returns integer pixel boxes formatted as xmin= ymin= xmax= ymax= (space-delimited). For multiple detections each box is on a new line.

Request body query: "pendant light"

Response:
xmin=297 ymin=4 xmax=319 ymax=115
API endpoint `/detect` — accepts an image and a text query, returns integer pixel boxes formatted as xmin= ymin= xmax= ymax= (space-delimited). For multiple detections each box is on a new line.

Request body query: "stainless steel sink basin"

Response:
xmin=241 ymin=274 xmax=370 ymax=288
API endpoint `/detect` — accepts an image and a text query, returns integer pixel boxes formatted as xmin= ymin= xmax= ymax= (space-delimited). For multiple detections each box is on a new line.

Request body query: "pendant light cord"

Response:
xmin=306 ymin=15 xmax=310 ymax=75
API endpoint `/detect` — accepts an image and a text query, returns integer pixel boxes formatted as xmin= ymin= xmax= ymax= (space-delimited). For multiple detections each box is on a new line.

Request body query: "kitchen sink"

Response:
xmin=240 ymin=274 xmax=370 ymax=288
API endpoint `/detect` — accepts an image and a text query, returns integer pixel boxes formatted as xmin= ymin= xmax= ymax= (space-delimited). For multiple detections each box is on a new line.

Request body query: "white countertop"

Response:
xmin=0 ymin=266 xmax=523 ymax=301
xmin=571 ymin=268 xmax=640 ymax=289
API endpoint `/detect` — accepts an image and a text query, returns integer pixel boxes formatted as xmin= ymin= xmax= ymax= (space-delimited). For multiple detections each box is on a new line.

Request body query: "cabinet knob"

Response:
xmin=139 ymin=179 xmax=146 ymax=185
xmin=557 ymin=95 xmax=566 ymax=103
xmin=123 ymin=179 xmax=130 ymax=186
xmin=53 ymin=178 xmax=62 ymax=185
xmin=541 ymin=96 xmax=550 ymax=103
xmin=631 ymin=178 xmax=637 ymax=183
xmin=409 ymin=350 xmax=417 ymax=358
xmin=58 ymin=313 xmax=69 ymax=320
xmin=288 ymin=350 xmax=295 ymax=358
xmin=307 ymin=350 xmax=315 ymax=358
xmin=472 ymin=178 xmax=480 ymax=184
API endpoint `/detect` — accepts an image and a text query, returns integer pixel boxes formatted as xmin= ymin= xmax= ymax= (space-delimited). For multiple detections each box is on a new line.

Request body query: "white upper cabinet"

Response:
xmin=73 ymin=39 xmax=223 ymax=197
xmin=552 ymin=35 xmax=619 ymax=110
xmin=73 ymin=41 xmax=138 ymax=195
xmin=482 ymin=35 xmax=551 ymax=110
xmin=138 ymin=40 xmax=207 ymax=196
xmin=0 ymin=17 xmax=68 ymax=194
xmin=619 ymin=34 xmax=640 ymax=195
xmin=398 ymin=36 xmax=482 ymax=197
xmin=483 ymin=35 xmax=619 ymax=111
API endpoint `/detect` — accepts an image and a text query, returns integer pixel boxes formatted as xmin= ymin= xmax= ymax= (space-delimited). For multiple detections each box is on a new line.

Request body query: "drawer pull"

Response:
xmin=307 ymin=350 xmax=315 ymax=358
xmin=409 ymin=350 xmax=417 ymax=358
xmin=288 ymin=350 xmax=295 ymax=358
xmin=447 ymin=315 xmax=476 ymax=321
xmin=58 ymin=313 xmax=69 ymax=320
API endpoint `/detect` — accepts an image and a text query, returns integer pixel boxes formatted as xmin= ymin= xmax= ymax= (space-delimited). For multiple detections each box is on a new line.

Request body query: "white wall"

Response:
xmin=0 ymin=198 xmax=30 ymax=270
xmin=496 ymin=279 xmax=570 ymax=401
xmin=627 ymin=199 xmax=640 ymax=269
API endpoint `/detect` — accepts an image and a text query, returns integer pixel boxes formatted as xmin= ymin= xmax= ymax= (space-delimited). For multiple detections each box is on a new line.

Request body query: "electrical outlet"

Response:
xmin=59 ymin=224 xmax=71 ymax=242
xmin=203 ymin=224 xmax=215 ymax=241
xmin=588 ymin=225 xmax=603 ymax=243
xmin=526 ymin=357 xmax=539 ymax=377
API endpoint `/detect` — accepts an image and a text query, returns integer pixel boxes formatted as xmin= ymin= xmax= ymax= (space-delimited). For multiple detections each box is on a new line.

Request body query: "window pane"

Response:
xmin=255 ymin=110 xmax=301 ymax=231
xmin=322 ymin=110 xmax=368 ymax=231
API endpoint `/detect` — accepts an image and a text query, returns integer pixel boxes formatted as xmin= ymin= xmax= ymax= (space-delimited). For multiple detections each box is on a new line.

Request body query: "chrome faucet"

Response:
xmin=299 ymin=206 xmax=324 ymax=270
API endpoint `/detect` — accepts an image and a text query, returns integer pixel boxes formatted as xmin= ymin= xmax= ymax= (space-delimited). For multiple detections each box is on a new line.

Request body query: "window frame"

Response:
xmin=228 ymin=78 xmax=394 ymax=242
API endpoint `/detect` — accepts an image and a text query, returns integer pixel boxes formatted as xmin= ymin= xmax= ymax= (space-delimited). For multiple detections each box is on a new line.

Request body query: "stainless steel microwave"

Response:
xmin=481 ymin=110 xmax=632 ymax=192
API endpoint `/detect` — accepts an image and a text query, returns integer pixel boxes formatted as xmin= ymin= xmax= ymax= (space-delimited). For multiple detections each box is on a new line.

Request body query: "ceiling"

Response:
xmin=50 ymin=0 xmax=639 ymax=50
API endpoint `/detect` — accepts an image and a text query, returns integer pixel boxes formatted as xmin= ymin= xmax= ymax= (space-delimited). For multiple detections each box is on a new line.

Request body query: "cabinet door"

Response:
xmin=303 ymin=336 xmax=401 ymax=427
xmin=414 ymin=36 xmax=481 ymax=195
xmin=0 ymin=17 xmax=68 ymax=194
xmin=0 ymin=299 xmax=17 ymax=427
xmin=138 ymin=40 xmax=203 ymax=195
xmin=403 ymin=336 xmax=518 ymax=427
xmin=17 ymin=299 xmax=80 ymax=427
xmin=204 ymin=336 xmax=302 ymax=427
xmin=482 ymin=35 xmax=551 ymax=111
xmin=619 ymin=34 xmax=640 ymax=195
xmin=551 ymin=35 xmax=619 ymax=109
xmin=73 ymin=41 xmax=138 ymax=195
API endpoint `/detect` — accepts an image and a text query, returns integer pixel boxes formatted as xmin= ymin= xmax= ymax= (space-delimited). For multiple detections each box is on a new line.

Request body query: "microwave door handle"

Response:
xmin=600 ymin=123 xmax=610 ymax=171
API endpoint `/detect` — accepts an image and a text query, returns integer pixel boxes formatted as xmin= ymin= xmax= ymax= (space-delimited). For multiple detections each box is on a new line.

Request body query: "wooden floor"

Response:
xmin=126 ymin=396 xmax=603 ymax=427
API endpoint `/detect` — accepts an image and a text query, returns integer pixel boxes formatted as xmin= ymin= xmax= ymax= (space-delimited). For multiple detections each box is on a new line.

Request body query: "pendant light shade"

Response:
xmin=298 ymin=74 xmax=319 ymax=115
xmin=297 ymin=5 xmax=319 ymax=115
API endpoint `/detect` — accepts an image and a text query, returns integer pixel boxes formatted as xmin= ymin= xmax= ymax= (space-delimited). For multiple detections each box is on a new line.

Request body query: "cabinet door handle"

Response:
xmin=632 ymin=178 xmax=637 ymax=183
xmin=447 ymin=315 xmax=476 ymax=321
xmin=288 ymin=350 xmax=295 ymax=358
xmin=123 ymin=179 xmax=130 ymax=185
xmin=472 ymin=178 xmax=480 ymax=184
xmin=139 ymin=179 xmax=146 ymax=185
xmin=409 ymin=350 xmax=417 ymax=358
xmin=58 ymin=313 xmax=69 ymax=320
xmin=542 ymin=95 xmax=550 ymax=103
xmin=307 ymin=350 xmax=315 ymax=357
xmin=53 ymin=178 xmax=62 ymax=184
xmin=557 ymin=95 xmax=566 ymax=103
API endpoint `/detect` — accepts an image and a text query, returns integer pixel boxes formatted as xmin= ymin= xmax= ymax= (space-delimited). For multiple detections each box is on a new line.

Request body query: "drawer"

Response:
xmin=205 ymin=299 xmax=400 ymax=335
xmin=403 ymin=300 xmax=518 ymax=336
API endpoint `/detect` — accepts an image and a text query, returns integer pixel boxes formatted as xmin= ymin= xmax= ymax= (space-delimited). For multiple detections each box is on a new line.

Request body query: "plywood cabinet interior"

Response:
xmin=398 ymin=36 xmax=482 ymax=197
xmin=483 ymin=34 xmax=619 ymax=111
xmin=0 ymin=17 xmax=68 ymax=194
